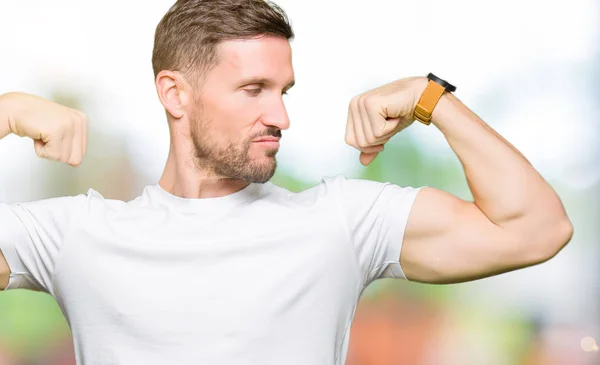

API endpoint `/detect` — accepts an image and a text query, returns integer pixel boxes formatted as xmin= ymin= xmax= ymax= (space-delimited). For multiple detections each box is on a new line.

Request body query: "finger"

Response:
xmin=388 ymin=116 xmax=414 ymax=138
xmin=358 ymin=97 xmax=377 ymax=146
xmin=360 ymin=151 xmax=379 ymax=166
xmin=68 ymin=117 xmax=83 ymax=166
xmin=382 ymin=118 xmax=400 ymax=137
xmin=360 ymin=144 xmax=384 ymax=166
xmin=351 ymin=99 xmax=368 ymax=151
xmin=33 ymin=139 xmax=48 ymax=159
xmin=359 ymin=94 xmax=397 ymax=139
xmin=60 ymin=124 xmax=74 ymax=164
xmin=35 ymin=138 xmax=61 ymax=161
xmin=41 ymin=129 xmax=65 ymax=161
xmin=345 ymin=103 xmax=357 ymax=147
xmin=75 ymin=110 xmax=88 ymax=157
xmin=81 ymin=114 xmax=88 ymax=157
xmin=360 ymin=144 xmax=385 ymax=154
xmin=368 ymin=103 xmax=401 ymax=137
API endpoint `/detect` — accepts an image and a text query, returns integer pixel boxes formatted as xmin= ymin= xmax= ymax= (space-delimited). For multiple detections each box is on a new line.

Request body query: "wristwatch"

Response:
xmin=413 ymin=73 xmax=456 ymax=126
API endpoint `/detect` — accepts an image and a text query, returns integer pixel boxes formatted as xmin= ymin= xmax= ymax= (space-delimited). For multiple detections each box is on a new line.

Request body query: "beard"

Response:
xmin=189 ymin=115 xmax=281 ymax=184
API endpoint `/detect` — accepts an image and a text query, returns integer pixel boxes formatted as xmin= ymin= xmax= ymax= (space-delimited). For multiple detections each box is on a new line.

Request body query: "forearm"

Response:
xmin=0 ymin=92 xmax=16 ymax=139
xmin=430 ymin=88 xmax=570 ymax=232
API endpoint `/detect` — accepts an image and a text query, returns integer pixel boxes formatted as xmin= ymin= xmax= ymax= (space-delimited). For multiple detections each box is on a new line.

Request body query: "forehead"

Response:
xmin=211 ymin=36 xmax=294 ymax=84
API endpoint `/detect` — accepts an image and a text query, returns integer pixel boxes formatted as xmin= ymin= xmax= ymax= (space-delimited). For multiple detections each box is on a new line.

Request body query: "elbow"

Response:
xmin=554 ymin=217 xmax=574 ymax=253
xmin=532 ymin=216 xmax=574 ymax=264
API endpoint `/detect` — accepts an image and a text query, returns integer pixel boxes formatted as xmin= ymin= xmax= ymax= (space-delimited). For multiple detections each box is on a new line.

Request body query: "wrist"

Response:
xmin=0 ymin=92 xmax=28 ymax=139
xmin=411 ymin=76 xmax=429 ymax=106
xmin=430 ymin=91 xmax=464 ymax=132
xmin=412 ymin=73 xmax=458 ymax=126
xmin=0 ymin=93 xmax=14 ymax=139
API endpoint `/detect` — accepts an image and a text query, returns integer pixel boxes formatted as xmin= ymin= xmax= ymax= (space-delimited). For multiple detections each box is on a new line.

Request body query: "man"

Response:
xmin=0 ymin=0 xmax=573 ymax=364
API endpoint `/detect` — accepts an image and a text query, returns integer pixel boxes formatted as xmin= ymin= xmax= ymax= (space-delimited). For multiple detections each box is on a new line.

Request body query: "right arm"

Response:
xmin=0 ymin=94 xmax=11 ymax=289
xmin=0 ymin=95 xmax=9 ymax=139
xmin=0 ymin=251 xmax=9 ymax=290
xmin=0 ymin=90 xmax=8 ymax=286
xmin=0 ymin=92 xmax=88 ymax=291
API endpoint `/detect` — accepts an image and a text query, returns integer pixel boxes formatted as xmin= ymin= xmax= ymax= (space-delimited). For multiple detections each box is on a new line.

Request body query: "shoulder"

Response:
xmin=19 ymin=188 xmax=150 ymax=224
xmin=77 ymin=187 xmax=161 ymax=223
xmin=264 ymin=175 xmax=406 ymax=206
xmin=263 ymin=175 xmax=347 ymax=202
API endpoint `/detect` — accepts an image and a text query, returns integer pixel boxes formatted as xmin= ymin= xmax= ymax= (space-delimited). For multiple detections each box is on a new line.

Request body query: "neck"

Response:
xmin=158 ymin=140 xmax=250 ymax=199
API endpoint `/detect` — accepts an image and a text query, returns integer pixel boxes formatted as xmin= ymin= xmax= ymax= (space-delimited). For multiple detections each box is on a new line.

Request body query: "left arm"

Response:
xmin=346 ymin=76 xmax=573 ymax=284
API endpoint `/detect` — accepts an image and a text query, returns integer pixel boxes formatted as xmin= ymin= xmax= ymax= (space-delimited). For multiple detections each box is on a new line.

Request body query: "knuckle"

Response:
xmin=55 ymin=119 xmax=68 ymax=132
xmin=69 ymin=110 xmax=87 ymax=127
xmin=360 ymin=94 xmax=369 ymax=104
xmin=356 ymin=95 xmax=367 ymax=109
xmin=344 ymin=135 xmax=355 ymax=147
xmin=44 ymin=150 xmax=59 ymax=161
xmin=61 ymin=151 xmax=73 ymax=162
xmin=78 ymin=111 xmax=88 ymax=124
xmin=46 ymin=126 xmax=61 ymax=139
xmin=373 ymin=128 xmax=384 ymax=139
xmin=69 ymin=157 xmax=82 ymax=166
xmin=356 ymin=138 xmax=367 ymax=149
xmin=71 ymin=108 xmax=84 ymax=118
xmin=363 ymin=94 xmax=376 ymax=109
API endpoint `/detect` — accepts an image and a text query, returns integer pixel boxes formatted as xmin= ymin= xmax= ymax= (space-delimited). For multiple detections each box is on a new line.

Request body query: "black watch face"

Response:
xmin=427 ymin=73 xmax=456 ymax=92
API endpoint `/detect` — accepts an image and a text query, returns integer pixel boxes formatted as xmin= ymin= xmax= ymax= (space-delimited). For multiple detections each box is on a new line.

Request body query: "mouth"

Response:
xmin=253 ymin=136 xmax=280 ymax=142
xmin=252 ymin=136 xmax=280 ymax=149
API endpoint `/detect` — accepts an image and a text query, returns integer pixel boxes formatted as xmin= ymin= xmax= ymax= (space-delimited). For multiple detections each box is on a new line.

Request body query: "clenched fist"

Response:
xmin=345 ymin=76 xmax=427 ymax=166
xmin=0 ymin=92 xmax=88 ymax=166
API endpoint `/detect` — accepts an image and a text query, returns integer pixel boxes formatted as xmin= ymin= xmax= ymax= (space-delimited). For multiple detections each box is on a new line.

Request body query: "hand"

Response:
xmin=0 ymin=92 xmax=88 ymax=166
xmin=345 ymin=76 xmax=427 ymax=166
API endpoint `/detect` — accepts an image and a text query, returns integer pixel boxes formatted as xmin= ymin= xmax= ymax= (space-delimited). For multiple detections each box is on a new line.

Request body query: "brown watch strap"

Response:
xmin=413 ymin=80 xmax=446 ymax=125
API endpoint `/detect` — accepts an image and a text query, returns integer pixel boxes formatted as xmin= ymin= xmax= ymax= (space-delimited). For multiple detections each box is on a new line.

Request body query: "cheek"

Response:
xmin=202 ymin=92 xmax=262 ymax=138
xmin=223 ymin=108 xmax=261 ymax=139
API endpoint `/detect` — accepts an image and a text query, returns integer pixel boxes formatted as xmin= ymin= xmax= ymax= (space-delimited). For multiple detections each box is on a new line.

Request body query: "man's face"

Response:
xmin=188 ymin=36 xmax=294 ymax=183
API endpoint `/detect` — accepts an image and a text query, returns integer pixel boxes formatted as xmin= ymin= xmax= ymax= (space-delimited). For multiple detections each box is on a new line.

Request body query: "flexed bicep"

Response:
xmin=400 ymin=187 xmax=542 ymax=284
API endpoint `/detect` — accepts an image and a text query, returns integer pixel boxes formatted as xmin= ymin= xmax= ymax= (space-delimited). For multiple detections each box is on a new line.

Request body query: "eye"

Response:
xmin=245 ymin=88 xmax=262 ymax=96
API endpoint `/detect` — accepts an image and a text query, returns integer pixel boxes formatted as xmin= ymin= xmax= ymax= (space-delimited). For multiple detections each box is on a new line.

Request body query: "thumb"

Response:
xmin=380 ymin=117 xmax=401 ymax=137
xmin=360 ymin=151 xmax=379 ymax=166
xmin=33 ymin=139 xmax=49 ymax=159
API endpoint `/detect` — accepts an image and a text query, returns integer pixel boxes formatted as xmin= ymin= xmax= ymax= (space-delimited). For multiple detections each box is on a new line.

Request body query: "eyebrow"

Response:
xmin=239 ymin=77 xmax=295 ymax=92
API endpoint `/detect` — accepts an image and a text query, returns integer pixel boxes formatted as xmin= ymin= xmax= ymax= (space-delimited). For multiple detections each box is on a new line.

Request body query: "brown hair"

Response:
xmin=152 ymin=0 xmax=294 ymax=82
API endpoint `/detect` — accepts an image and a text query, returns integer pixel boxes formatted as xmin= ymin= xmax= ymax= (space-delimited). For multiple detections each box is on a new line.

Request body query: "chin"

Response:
xmin=254 ymin=156 xmax=276 ymax=170
xmin=250 ymin=148 xmax=278 ymax=160
xmin=248 ymin=159 xmax=277 ymax=183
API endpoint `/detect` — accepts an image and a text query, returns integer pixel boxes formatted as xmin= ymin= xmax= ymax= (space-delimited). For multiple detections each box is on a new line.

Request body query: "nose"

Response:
xmin=262 ymin=96 xmax=290 ymax=130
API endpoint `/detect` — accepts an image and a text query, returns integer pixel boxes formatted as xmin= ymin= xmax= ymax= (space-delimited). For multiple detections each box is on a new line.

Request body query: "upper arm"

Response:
xmin=400 ymin=187 xmax=536 ymax=284
xmin=330 ymin=176 xmax=421 ymax=286
xmin=0 ymin=195 xmax=87 ymax=293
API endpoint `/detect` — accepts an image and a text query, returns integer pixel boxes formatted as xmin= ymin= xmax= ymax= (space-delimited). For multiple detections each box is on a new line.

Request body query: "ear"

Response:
xmin=155 ymin=70 xmax=191 ymax=119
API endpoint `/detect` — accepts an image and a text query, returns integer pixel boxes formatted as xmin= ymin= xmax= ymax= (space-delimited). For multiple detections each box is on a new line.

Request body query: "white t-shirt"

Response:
xmin=0 ymin=175 xmax=421 ymax=365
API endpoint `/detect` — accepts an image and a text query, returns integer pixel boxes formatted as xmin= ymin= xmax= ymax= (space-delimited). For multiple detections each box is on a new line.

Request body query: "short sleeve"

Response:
xmin=0 ymin=194 xmax=87 ymax=294
xmin=326 ymin=176 xmax=423 ymax=286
